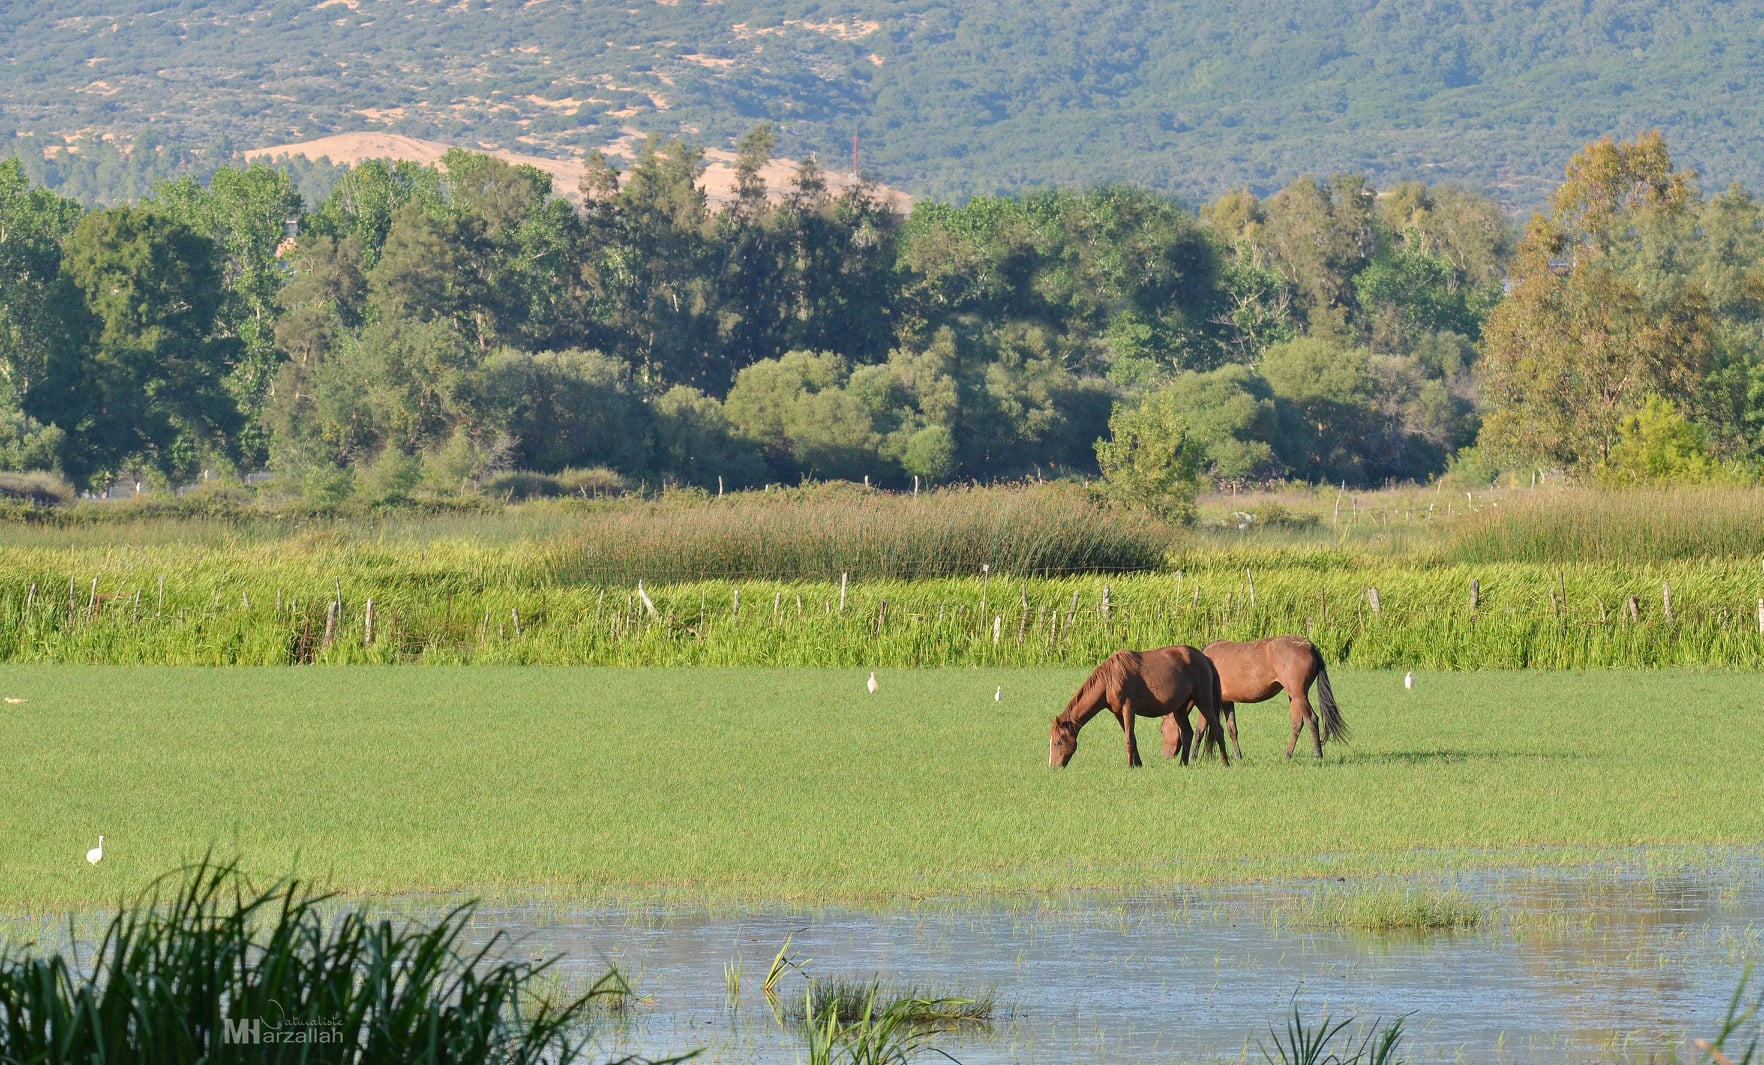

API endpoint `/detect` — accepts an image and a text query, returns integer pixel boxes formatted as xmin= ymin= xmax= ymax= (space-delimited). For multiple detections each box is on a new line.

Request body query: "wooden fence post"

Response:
xmin=839 ymin=573 xmax=847 ymax=613
xmin=1366 ymin=587 xmax=1381 ymax=615
xmin=1626 ymin=594 xmax=1640 ymax=623
xmin=1469 ymin=578 xmax=1480 ymax=613
xmin=364 ymin=599 xmax=375 ymax=646
xmin=1662 ymin=582 xmax=1674 ymax=624
xmin=323 ymin=600 xmax=338 ymax=649
xmin=874 ymin=599 xmax=889 ymax=638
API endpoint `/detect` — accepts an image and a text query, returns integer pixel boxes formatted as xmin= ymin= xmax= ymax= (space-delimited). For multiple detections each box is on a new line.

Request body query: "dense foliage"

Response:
xmin=1 ymin=137 xmax=1514 ymax=500
xmin=7 ymin=131 xmax=1764 ymax=506
xmin=7 ymin=0 xmax=1764 ymax=208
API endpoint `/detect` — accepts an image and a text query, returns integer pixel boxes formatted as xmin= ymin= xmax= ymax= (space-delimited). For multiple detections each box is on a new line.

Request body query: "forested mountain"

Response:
xmin=3 ymin=0 xmax=1763 ymax=208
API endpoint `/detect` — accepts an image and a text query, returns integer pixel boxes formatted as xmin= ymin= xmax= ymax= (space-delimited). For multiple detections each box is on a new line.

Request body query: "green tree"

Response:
xmin=1094 ymin=390 xmax=1206 ymax=523
xmin=1479 ymin=133 xmax=1713 ymax=471
xmin=31 ymin=206 xmax=242 ymax=486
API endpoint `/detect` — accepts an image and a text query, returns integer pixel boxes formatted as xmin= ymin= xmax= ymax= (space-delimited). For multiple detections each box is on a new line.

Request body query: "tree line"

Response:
xmin=3 ymin=130 xmax=1762 ymax=512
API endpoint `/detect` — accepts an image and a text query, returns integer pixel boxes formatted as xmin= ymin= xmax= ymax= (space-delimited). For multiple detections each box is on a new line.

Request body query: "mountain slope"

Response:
xmin=1 ymin=0 xmax=1759 ymax=207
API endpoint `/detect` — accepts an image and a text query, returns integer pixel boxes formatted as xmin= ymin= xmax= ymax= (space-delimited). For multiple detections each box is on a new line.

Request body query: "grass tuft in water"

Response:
xmin=1280 ymin=887 xmax=1485 ymax=932
xmin=803 ymin=977 xmax=994 ymax=1029
xmin=800 ymin=982 xmax=963 ymax=1065
xmin=1258 ymin=999 xmax=1408 ymax=1065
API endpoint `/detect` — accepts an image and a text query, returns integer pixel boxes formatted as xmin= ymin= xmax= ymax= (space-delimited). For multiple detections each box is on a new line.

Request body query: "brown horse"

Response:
xmin=1049 ymin=646 xmax=1229 ymax=768
xmin=1197 ymin=635 xmax=1348 ymax=759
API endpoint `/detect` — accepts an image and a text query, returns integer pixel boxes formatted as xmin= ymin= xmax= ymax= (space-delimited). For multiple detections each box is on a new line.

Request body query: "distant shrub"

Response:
xmin=0 ymin=471 xmax=74 ymax=505
xmin=556 ymin=467 xmax=627 ymax=497
xmin=483 ymin=470 xmax=564 ymax=501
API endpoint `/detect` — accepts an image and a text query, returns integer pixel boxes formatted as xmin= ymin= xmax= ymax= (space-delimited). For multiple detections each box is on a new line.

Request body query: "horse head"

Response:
xmin=1049 ymin=717 xmax=1078 ymax=768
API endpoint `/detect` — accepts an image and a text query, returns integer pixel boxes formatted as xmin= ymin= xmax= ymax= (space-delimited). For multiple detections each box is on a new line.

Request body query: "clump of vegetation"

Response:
xmin=0 ymin=858 xmax=687 ymax=1064
xmin=802 ymin=977 xmax=994 ymax=1030
xmin=1258 ymin=1001 xmax=1408 ymax=1065
xmin=1277 ymin=887 xmax=1485 ymax=931
xmin=800 ymin=982 xmax=970 ymax=1065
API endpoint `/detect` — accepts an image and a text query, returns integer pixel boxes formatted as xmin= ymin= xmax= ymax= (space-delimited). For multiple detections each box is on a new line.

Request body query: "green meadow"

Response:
xmin=1 ymin=665 xmax=1756 ymax=910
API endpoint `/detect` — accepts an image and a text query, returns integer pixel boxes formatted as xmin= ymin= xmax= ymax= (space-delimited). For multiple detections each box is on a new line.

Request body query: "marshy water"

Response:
xmin=464 ymin=855 xmax=1761 ymax=1064
xmin=6 ymin=855 xmax=1757 ymax=1062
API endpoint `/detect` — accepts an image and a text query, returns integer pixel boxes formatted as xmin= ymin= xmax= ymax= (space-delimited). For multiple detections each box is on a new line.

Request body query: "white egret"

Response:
xmin=994 ymin=686 xmax=1002 ymax=702
xmin=86 ymin=835 xmax=104 ymax=865
xmin=866 ymin=672 xmax=878 ymax=694
xmin=1404 ymin=671 xmax=1414 ymax=690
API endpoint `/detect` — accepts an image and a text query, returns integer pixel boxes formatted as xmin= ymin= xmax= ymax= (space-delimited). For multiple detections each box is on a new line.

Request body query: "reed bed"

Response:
xmin=1 ymin=481 xmax=1173 ymax=579
xmin=1447 ymin=486 xmax=1764 ymax=563
xmin=0 ymin=858 xmax=663 ymax=1064
xmin=6 ymin=546 xmax=1764 ymax=668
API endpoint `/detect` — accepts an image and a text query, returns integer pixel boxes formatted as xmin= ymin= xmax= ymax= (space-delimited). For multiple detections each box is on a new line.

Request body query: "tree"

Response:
xmin=1479 ymin=133 xmax=1713 ymax=471
xmin=1094 ymin=390 xmax=1206 ymax=523
xmin=0 ymin=159 xmax=83 ymax=401
xmin=30 ymin=206 xmax=242 ymax=485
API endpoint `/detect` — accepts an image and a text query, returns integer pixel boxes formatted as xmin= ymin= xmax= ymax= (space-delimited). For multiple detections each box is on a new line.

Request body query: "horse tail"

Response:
xmin=1204 ymin=654 xmax=1229 ymax=764
xmin=1313 ymin=649 xmax=1350 ymax=744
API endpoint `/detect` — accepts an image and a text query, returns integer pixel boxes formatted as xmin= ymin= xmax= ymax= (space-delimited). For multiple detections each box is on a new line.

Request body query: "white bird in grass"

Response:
xmin=86 ymin=835 xmax=104 ymax=865
xmin=994 ymin=686 xmax=1002 ymax=702
xmin=867 ymin=672 xmax=878 ymax=694
xmin=1404 ymin=671 xmax=1414 ymax=690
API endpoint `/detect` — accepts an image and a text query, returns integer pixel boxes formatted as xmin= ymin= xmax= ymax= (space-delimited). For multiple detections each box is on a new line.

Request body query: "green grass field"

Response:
xmin=0 ymin=666 xmax=1756 ymax=910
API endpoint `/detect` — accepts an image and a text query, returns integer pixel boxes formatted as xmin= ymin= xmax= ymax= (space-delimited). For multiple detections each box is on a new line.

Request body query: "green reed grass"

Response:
xmin=6 ymin=549 xmax=1764 ymax=668
xmin=0 ymin=857 xmax=679 ymax=1064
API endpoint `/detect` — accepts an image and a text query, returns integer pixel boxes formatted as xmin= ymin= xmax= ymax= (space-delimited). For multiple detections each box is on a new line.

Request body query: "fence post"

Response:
xmin=1757 ymin=598 xmax=1763 ymax=634
xmin=364 ymin=599 xmax=375 ymax=646
xmin=839 ymin=573 xmax=847 ymax=613
xmin=1662 ymin=582 xmax=1673 ymax=624
xmin=732 ymin=588 xmax=740 ymax=618
xmin=993 ymin=615 xmax=1001 ymax=645
xmin=1626 ymin=594 xmax=1640 ymax=623
xmin=1469 ymin=579 xmax=1480 ymax=613
xmin=1101 ymin=584 xmax=1111 ymax=619
xmin=874 ymin=599 xmax=889 ymax=638
xmin=323 ymin=600 xmax=338 ymax=649
xmin=1366 ymin=587 xmax=1381 ymax=615
xmin=980 ymin=564 xmax=990 ymax=623
xmin=1245 ymin=568 xmax=1256 ymax=607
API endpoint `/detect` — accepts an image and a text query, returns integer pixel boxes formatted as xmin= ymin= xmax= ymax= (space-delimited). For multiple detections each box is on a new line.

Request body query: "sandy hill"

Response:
xmin=244 ymin=132 xmax=910 ymax=209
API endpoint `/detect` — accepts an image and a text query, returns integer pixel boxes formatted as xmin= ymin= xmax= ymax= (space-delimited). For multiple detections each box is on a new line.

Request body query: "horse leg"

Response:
xmin=1170 ymin=709 xmax=1196 ymax=765
xmin=1223 ymin=702 xmax=1242 ymax=760
xmin=1160 ymin=712 xmax=1185 ymax=760
xmin=1289 ymin=691 xmax=1323 ymax=758
xmin=1119 ymin=703 xmax=1143 ymax=768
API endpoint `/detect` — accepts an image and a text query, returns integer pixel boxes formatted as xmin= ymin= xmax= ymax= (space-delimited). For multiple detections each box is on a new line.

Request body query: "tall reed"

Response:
xmin=0 ymin=858 xmax=686 ymax=1064
xmin=1448 ymin=487 xmax=1764 ymax=563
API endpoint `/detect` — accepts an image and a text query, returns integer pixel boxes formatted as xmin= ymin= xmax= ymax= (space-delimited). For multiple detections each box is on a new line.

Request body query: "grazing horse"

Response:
xmin=1049 ymin=646 xmax=1229 ymax=768
xmin=1197 ymin=635 xmax=1348 ymax=759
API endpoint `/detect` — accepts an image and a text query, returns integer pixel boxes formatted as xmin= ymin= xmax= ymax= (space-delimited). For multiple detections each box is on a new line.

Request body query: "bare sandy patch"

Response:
xmin=680 ymin=53 xmax=736 ymax=68
xmin=246 ymin=131 xmax=910 ymax=210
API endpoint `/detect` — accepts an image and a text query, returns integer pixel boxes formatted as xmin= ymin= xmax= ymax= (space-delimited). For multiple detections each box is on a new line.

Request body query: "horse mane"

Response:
xmin=1062 ymin=650 xmax=1134 ymax=722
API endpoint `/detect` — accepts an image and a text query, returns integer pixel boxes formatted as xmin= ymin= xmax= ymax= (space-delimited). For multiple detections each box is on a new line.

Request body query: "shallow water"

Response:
xmin=461 ymin=856 xmax=1763 ymax=1064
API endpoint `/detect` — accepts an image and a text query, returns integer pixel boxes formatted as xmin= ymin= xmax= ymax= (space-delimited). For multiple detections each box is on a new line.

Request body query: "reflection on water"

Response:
xmin=463 ymin=856 xmax=1762 ymax=1064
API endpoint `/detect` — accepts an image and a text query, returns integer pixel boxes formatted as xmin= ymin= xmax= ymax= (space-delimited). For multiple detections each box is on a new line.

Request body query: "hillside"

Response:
xmin=3 ymin=0 xmax=1762 ymax=207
